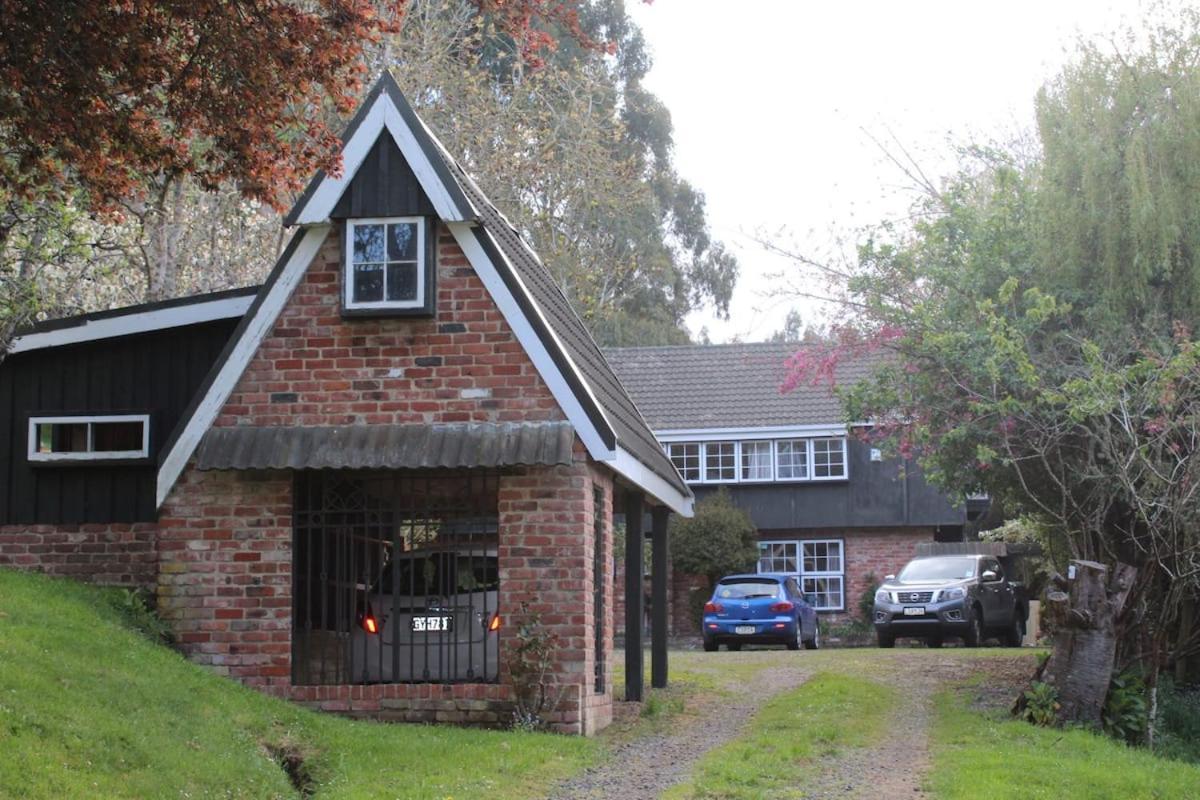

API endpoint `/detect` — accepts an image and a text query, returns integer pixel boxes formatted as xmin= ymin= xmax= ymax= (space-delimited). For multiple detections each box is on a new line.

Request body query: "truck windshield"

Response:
xmin=897 ymin=557 xmax=977 ymax=583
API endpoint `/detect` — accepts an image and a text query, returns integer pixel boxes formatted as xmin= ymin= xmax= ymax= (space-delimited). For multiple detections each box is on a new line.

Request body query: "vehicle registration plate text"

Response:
xmin=411 ymin=615 xmax=453 ymax=632
xmin=734 ymin=625 xmax=756 ymax=635
xmin=903 ymin=607 xmax=925 ymax=616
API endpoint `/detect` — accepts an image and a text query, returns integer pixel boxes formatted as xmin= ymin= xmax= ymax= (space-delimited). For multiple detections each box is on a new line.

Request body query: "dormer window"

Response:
xmin=343 ymin=217 xmax=433 ymax=315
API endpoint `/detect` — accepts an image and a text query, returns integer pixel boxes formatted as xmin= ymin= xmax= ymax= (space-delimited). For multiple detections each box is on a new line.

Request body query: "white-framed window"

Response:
xmin=757 ymin=540 xmax=799 ymax=573
xmin=812 ymin=437 xmax=847 ymax=479
xmin=755 ymin=538 xmax=845 ymax=611
xmin=740 ymin=440 xmax=773 ymax=481
xmin=28 ymin=415 xmax=150 ymax=462
xmin=775 ymin=439 xmax=809 ymax=480
xmin=345 ymin=217 xmax=425 ymax=310
xmin=668 ymin=442 xmax=701 ymax=482
xmin=704 ymin=441 xmax=736 ymax=482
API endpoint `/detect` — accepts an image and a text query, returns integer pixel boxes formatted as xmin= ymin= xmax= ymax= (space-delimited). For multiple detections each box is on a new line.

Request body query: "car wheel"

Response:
xmin=786 ymin=622 xmax=801 ymax=651
xmin=803 ymin=622 xmax=820 ymax=650
xmin=726 ymin=642 xmax=742 ymax=652
xmin=1003 ymin=616 xmax=1023 ymax=647
xmin=926 ymin=637 xmax=943 ymax=648
xmin=877 ymin=631 xmax=895 ymax=648
xmin=703 ymin=637 xmax=718 ymax=652
xmin=963 ymin=607 xmax=983 ymax=647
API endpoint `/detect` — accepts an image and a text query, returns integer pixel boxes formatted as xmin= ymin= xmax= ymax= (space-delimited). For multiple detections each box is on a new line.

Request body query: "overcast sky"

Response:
xmin=626 ymin=0 xmax=1147 ymax=343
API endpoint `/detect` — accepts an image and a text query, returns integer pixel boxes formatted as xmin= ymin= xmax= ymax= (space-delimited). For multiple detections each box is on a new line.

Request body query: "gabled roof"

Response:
xmin=605 ymin=342 xmax=881 ymax=431
xmin=157 ymin=73 xmax=691 ymax=515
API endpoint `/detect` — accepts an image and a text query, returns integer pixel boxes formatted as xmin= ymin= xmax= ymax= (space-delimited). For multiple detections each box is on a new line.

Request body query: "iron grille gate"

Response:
xmin=593 ymin=486 xmax=605 ymax=693
xmin=292 ymin=470 xmax=500 ymax=686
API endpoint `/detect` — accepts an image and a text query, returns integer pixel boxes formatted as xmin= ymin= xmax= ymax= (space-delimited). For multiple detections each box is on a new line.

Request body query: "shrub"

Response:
xmin=670 ymin=488 xmax=758 ymax=585
xmin=858 ymin=572 xmax=881 ymax=623
xmin=1102 ymin=670 xmax=1148 ymax=745
xmin=105 ymin=588 xmax=173 ymax=644
xmin=506 ymin=602 xmax=559 ymax=731
xmin=1021 ymin=681 xmax=1061 ymax=726
xmin=1157 ymin=676 xmax=1200 ymax=764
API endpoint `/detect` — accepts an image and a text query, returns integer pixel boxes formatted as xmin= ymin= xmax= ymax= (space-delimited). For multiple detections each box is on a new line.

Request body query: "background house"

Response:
xmin=607 ymin=342 xmax=979 ymax=631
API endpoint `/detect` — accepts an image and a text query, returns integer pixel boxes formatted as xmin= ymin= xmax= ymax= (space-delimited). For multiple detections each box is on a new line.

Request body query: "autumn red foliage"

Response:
xmin=0 ymin=0 xmax=601 ymax=214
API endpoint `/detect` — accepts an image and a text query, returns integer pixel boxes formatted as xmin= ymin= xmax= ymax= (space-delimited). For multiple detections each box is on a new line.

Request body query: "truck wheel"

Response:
xmin=1003 ymin=617 xmax=1023 ymax=647
xmin=877 ymin=631 xmax=895 ymax=648
xmin=963 ymin=608 xmax=983 ymax=648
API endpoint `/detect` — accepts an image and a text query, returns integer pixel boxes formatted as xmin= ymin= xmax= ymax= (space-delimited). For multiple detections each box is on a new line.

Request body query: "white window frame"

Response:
xmin=344 ymin=216 xmax=426 ymax=311
xmin=774 ymin=438 xmax=810 ymax=482
xmin=755 ymin=537 xmax=845 ymax=611
xmin=667 ymin=442 xmax=701 ymax=483
xmin=28 ymin=414 xmax=151 ymax=462
xmin=703 ymin=441 xmax=737 ymax=483
xmin=739 ymin=440 xmax=774 ymax=482
xmin=810 ymin=437 xmax=849 ymax=481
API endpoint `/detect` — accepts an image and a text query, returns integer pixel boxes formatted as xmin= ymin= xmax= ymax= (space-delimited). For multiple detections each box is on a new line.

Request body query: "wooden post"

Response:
xmin=623 ymin=490 xmax=645 ymax=702
xmin=651 ymin=506 xmax=670 ymax=689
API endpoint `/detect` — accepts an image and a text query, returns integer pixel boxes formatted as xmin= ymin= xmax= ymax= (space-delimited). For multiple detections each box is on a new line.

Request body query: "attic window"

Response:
xmin=344 ymin=217 xmax=431 ymax=314
xmin=28 ymin=415 xmax=150 ymax=462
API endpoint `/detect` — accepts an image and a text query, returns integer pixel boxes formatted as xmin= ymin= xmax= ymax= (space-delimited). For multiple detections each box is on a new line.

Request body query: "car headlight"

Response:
xmin=874 ymin=589 xmax=891 ymax=604
xmin=941 ymin=587 xmax=966 ymax=601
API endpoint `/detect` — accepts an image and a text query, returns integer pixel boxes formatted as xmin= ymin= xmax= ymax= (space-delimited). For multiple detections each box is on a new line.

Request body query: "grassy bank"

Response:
xmin=0 ymin=568 xmax=596 ymax=799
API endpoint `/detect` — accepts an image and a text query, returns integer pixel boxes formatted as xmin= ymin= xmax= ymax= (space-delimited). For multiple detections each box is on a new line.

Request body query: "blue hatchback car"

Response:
xmin=702 ymin=574 xmax=820 ymax=651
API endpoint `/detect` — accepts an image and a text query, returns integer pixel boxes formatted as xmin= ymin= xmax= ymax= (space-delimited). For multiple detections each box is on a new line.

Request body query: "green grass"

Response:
xmin=664 ymin=672 xmax=893 ymax=799
xmin=929 ymin=685 xmax=1200 ymax=799
xmin=0 ymin=568 xmax=596 ymax=799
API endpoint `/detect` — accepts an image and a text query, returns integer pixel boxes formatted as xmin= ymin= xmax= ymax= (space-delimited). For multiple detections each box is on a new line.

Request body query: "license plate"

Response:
xmin=734 ymin=625 xmax=756 ymax=635
xmin=411 ymin=615 xmax=453 ymax=632
xmin=903 ymin=607 xmax=925 ymax=616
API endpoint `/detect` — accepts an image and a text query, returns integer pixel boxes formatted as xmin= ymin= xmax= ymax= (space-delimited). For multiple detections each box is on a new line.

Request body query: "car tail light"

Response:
xmin=361 ymin=611 xmax=379 ymax=635
xmin=487 ymin=613 xmax=501 ymax=632
xmin=770 ymin=601 xmax=795 ymax=613
xmin=703 ymin=602 xmax=724 ymax=614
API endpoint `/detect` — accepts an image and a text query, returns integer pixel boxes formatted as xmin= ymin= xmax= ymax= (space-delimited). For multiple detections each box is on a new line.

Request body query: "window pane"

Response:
xmin=776 ymin=439 xmax=808 ymax=479
xmin=740 ymin=441 xmax=772 ymax=480
xmin=352 ymin=224 xmax=385 ymax=263
xmin=47 ymin=423 xmax=89 ymax=453
xmin=802 ymin=540 xmax=843 ymax=573
xmin=757 ymin=541 xmax=798 ymax=573
xmin=92 ymin=421 xmax=144 ymax=452
xmin=669 ymin=443 xmax=701 ymax=482
xmin=353 ymin=262 xmax=384 ymax=302
xmin=386 ymin=262 xmax=418 ymax=301
xmin=801 ymin=576 xmax=844 ymax=610
xmin=387 ymin=222 xmax=418 ymax=261
xmin=813 ymin=438 xmax=846 ymax=478
xmin=704 ymin=442 xmax=736 ymax=482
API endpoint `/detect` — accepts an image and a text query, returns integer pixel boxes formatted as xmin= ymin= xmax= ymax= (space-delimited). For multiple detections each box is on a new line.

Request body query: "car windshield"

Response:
xmin=897 ymin=557 xmax=977 ymax=583
xmin=714 ymin=579 xmax=780 ymax=600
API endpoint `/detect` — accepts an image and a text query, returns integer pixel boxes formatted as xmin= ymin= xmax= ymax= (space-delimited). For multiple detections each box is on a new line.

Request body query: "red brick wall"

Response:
xmin=215 ymin=224 xmax=563 ymax=429
xmin=0 ymin=523 xmax=158 ymax=588
xmin=158 ymin=224 xmax=614 ymax=734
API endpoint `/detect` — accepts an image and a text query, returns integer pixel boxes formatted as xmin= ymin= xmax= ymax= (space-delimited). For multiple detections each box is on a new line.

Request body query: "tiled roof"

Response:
xmin=605 ymin=342 xmax=881 ymax=431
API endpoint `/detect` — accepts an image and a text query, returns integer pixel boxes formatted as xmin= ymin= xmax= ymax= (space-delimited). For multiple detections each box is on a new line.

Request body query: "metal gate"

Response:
xmin=291 ymin=470 xmax=500 ymax=685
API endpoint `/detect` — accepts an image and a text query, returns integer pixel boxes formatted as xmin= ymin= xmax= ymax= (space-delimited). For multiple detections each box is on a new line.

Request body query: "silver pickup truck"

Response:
xmin=872 ymin=554 xmax=1026 ymax=648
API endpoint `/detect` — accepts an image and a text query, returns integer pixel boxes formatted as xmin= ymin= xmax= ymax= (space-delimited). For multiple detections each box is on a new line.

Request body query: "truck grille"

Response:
xmin=898 ymin=591 xmax=935 ymax=604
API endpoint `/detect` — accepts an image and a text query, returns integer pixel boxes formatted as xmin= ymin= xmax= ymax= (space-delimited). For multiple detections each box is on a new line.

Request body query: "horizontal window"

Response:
xmin=663 ymin=436 xmax=848 ymax=485
xmin=28 ymin=415 xmax=150 ymax=462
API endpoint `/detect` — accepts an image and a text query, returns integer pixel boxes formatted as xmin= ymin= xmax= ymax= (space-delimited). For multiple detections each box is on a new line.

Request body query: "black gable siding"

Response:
xmin=690 ymin=440 xmax=965 ymax=530
xmin=0 ymin=318 xmax=240 ymax=524
xmin=330 ymin=134 xmax=436 ymax=219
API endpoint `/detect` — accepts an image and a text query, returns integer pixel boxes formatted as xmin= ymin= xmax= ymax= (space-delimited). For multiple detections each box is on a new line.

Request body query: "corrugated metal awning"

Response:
xmin=194 ymin=422 xmax=575 ymax=471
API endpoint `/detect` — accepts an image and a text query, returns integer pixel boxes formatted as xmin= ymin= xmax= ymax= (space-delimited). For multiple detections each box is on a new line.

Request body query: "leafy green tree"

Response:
xmin=670 ymin=489 xmax=758 ymax=586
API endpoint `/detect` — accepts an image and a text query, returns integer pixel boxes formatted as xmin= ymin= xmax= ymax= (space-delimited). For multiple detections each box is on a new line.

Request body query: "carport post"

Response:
xmin=651 ymin=506 xmax=670 ymax=689
xmin=624 ymin=489 xmax=645 ymax=702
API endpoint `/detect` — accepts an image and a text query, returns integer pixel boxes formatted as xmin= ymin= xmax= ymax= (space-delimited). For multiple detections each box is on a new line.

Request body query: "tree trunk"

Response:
xmin=1040 ymin=560 xmax=1136 ymax=726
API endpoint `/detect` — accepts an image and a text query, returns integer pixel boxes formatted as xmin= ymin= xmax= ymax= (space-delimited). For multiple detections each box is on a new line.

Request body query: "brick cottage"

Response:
xmin=0 ymin=74 xmax=692 ymax=735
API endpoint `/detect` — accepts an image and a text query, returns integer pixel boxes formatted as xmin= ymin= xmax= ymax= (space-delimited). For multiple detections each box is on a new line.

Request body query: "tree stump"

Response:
xmin=1039 ymin=560 xmax=1136 ymax=726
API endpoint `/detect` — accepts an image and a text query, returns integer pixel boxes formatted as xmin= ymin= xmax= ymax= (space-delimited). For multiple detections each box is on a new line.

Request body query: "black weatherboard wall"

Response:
xmin=0 ymin=318 xmax=240 ymax=524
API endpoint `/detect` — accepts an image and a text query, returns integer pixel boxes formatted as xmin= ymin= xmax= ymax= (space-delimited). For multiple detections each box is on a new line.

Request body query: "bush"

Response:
xmin=670 ymin=489 xmax=758 ymax=585
xmin=1157 ymin=677 xmax=1200 ymax=763
xmin=858 ymin=572 xmax=881 ymax=623
xmin=105 ymin=588 xmax=172 ymax=644
xmin=1103 ymin=670 xmax=1148 ymax=745
xmin=506 ymin=602 xmax=559 ymax=731
xmin=1021 ymin=681 xmax=1061 ymax=726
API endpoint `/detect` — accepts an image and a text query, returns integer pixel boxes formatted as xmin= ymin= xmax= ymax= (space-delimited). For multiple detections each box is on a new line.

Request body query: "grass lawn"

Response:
xmin=929 ymin=682 xmax=1200 ymax=799
xmin=663 ymin=672 xmax=893 ymax=799
xmin=0 ymin=568 xmax=597 ymax=800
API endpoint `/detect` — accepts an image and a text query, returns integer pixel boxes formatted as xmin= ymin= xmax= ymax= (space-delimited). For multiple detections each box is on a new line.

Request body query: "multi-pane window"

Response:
xmin=662 ymin=436 xmax=848 ymax=484
xmin=668 ymin=443 xmax=701 ymax=482
xmin=740 ymin=441 xmax=773 ymax=481
xmin=775 ymin=439 xmax=809 ymax=480
xmin=812 ymin=437 xmax=846 ymax=479
xmin=756 ymin=539 xmax=845 ymax=611
xmin=28 ymin=415 xmax=150 ymax=462
xmin=704 ymin=442 xmax=736 ymax=482
xmin=346 ymin=218 xmax=425 ymax=310
xmin=757 ymin=541 xmax=799 ymax=573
